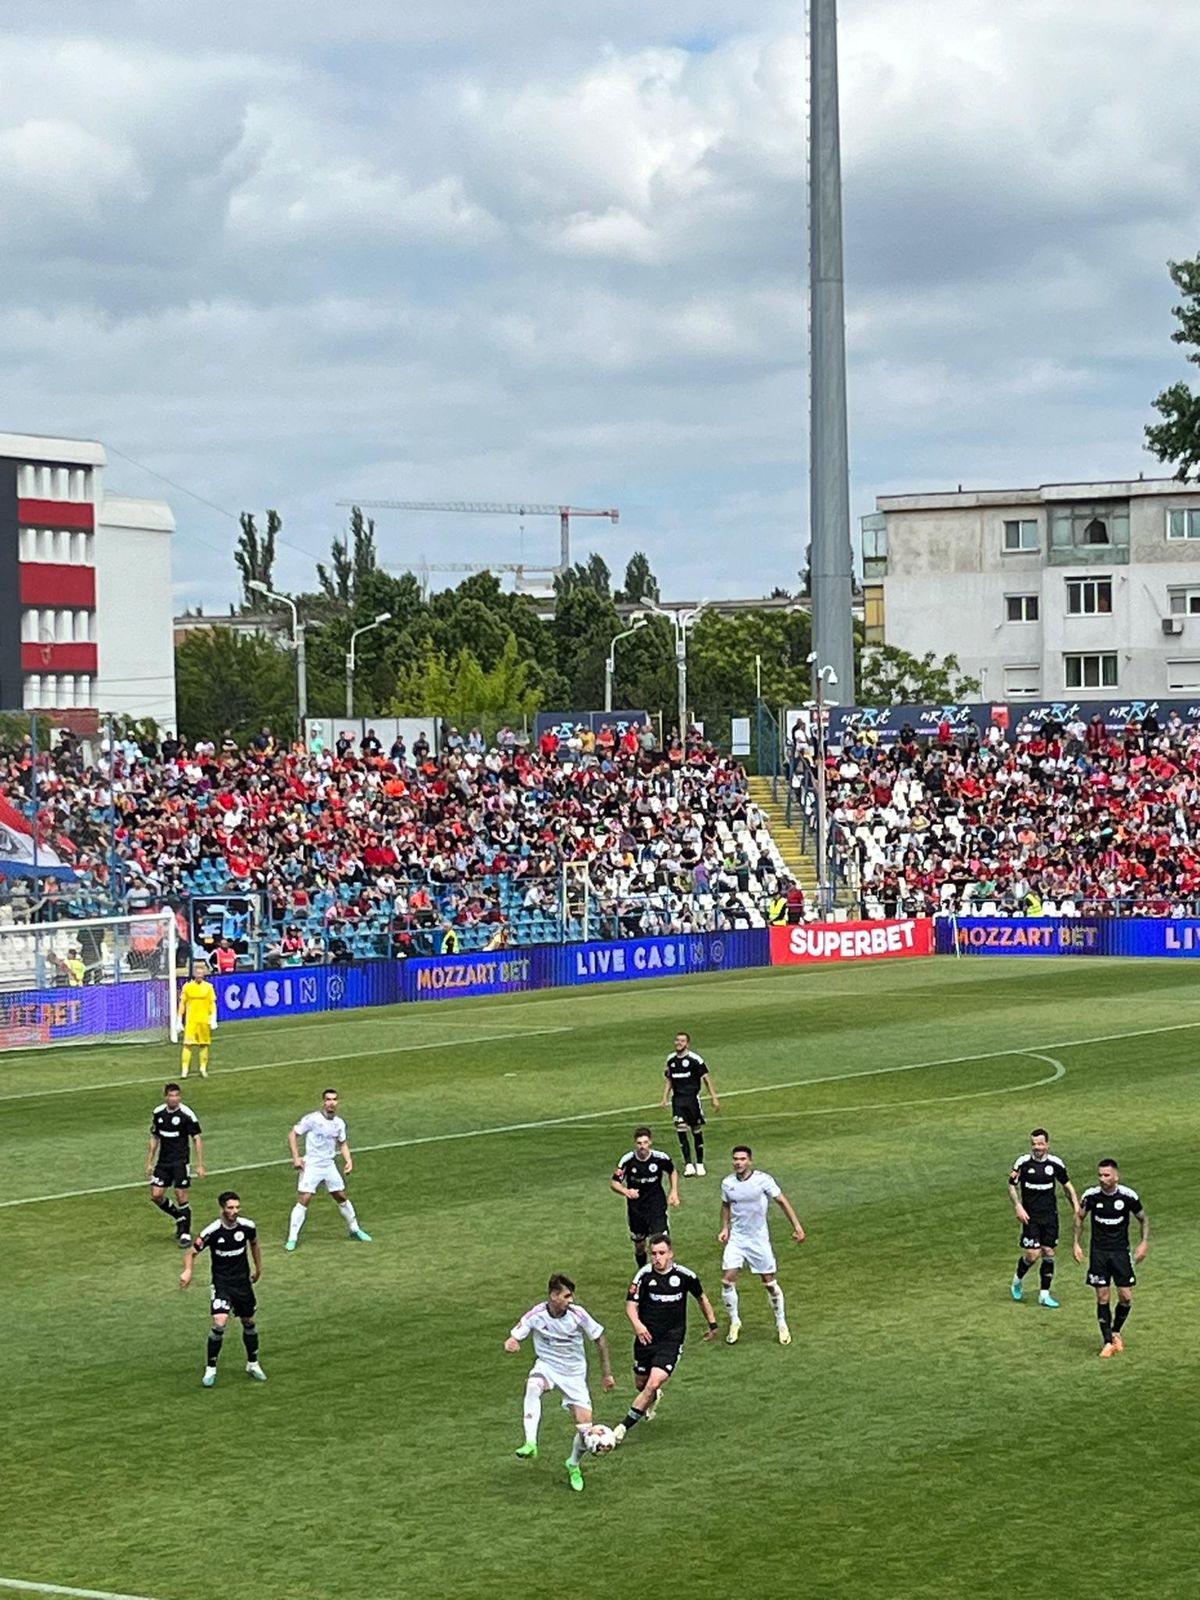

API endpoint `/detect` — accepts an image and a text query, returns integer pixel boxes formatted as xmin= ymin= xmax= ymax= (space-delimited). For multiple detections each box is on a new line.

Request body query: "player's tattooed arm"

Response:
xmin=1065 ymin=1180 xmax=1081 ymax=1218
xmin=179 ymin=1240 xmax=200 ymax=1288
xmin=1071 ymin=1204 xmax=1086 ymax=1262
xmin=1134 ymin=1207 xmax=1150 ymax=1262
xmin=698 ymin=1292 xmax=720 ymax=1341
xmin=611 ymin=1166 xmax=638 ymax=1201
xmin=145 ymin=1133 xmax=159 ymax=1179
xmin=1009 ymin=1173 xmax=1030 ymax=1224
xmin=595 ymin=1331 xmax=616 ymax=1391
xmin=192 ymin=1133 xmax=206 ymax=1180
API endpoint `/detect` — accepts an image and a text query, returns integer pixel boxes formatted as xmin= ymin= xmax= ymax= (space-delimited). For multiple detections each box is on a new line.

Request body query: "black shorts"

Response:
xmin=151 ymin=1163 xmax=190 ymax=1192
xmin=671 ymin=1100 xmax=705 ymax=1130
xmin=1087 ymin=1248 xmax=1136 ymax=1289
xmin=210 ymin=1284 xmax=257 ymax=1320
xmin=627 ymin=1203 xmax=668 ymax=1243
xmin=1020 ymin=1213 xmax=1059 ymax=1251
xmin=633 ymin=1337 xmax=683 ymax=1378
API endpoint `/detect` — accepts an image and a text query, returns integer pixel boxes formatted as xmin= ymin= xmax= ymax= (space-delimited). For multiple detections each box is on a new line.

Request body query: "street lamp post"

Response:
xmin=604 ymin=615 xmax=647 ymax=713
xmin=806 ymin=653 xmax=839 ymax=909
xmin=248 ymin=581 xmax=307 ymax=732
xmin=346 ymin=613 xmax=392 ymax=718
xmin=640 ymin=598 xmax=709 ymax=732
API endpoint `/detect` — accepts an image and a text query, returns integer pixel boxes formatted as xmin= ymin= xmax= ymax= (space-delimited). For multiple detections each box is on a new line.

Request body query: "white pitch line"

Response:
xmin=0 ymin=1579 xmax=164 ymax=1600
xmin=0 ymin=1013 xmax=1172 ymax=1211
xmin=0 ymin=1026 xmax=575 ymax=1105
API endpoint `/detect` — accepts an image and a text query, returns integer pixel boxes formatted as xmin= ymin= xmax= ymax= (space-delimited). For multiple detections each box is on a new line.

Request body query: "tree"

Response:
xmin=317 ymin=506 xmax=380 ymax=608
xmin=857 ymin=644 xmax=980 ymax=706
xmin=234 ymin=511 xmax=279 ymax=607
xmin=554 ymin=554 xmax=611 ymax=601
xmin=799 ymin=543 xmax=812 ymax=597
xmin=1146 ymin=255 xmax=1200 ymax=480
xmin=388 ymin=632 xmax=543 ymax=727
xmin=618 ymin=551 xmax=659 ymax=604
xmin=176 ymin=628 xmax=297 ymax=742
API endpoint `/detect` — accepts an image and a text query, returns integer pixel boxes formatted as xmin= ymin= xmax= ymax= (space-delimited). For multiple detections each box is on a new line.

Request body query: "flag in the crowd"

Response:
xmin=0 ymin=794 xmax=75 ymax=879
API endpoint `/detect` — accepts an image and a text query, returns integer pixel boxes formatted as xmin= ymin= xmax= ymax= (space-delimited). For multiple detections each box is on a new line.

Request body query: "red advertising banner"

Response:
xmin=769 ymin=919 xmax=935 ymax=965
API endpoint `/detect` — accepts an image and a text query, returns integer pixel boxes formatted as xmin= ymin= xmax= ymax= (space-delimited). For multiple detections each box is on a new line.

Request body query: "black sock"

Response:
xmin=242 ymin=1321 xmax=260 ymax=1363
xmin=694 ymin=1130 xmax=705 ymax=1163
xmin=206 ymin=1330 xmax=224 ymax=1366
xmin=1113 ymin=1301 xmax=1131 ymax=1334
xmin=1016 ymin=1257 xmax=1035 ymax=1279
xmin=153 ymin=1195 xmax=178 ymax=1220
xmin=677 ymin=1131 xmax=693 ymax=1164
xmin=1097 ymin=1304 xmax=1113 ymax=1346
xmin=1039 ymin=1257 xmax=1056 ymax=1291
xmin=176 ymin=1205 xmax=192 ymax=1235
xmin=634 ymin=1246 xmax=648 ymax=1269
xmin=621 ymin=1406 xmax=645 ymax=1432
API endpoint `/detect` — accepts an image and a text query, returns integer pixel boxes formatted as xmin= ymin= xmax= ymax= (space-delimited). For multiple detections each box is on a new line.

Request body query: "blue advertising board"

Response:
xmin=0 ymin=980 xmax=172 ymax=1045
xmin=215 ymin=962 xmax=401 ymax=1019
xmin=937 ymin=917 xmax=1200 ymax=958
xmin=825 ymin=697 xmax=1200 ymax=745
xmin=534 ymin=710 xmax=651 ymax=741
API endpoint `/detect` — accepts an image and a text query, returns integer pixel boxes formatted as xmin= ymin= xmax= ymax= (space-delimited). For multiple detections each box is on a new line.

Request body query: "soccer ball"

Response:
xmin=584 ymin=1424 xmax=617 ymax=1455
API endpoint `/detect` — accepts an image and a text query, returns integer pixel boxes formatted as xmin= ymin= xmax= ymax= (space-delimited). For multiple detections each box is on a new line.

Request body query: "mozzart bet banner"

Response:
xmin=769 ymin=919 xmax=935 ymax=964
xmin=937 ymin=918 xmax=1200 ymax=957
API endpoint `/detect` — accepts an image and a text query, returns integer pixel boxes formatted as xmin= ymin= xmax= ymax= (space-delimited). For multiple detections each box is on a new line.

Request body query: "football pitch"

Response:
xmin=3 ymin=958 xmax=1197 ymax=1600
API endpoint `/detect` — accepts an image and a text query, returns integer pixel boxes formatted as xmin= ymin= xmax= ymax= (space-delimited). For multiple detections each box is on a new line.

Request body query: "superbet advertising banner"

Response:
xmin=770 ymin=919 xmax=935 ymax=965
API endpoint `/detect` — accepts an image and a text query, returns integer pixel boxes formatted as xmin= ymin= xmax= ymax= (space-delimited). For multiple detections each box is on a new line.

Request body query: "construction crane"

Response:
xmin=336 ymin=500 xmax=620 ymax=573
xmin=388 ymin=558 xmax=559 ymax=598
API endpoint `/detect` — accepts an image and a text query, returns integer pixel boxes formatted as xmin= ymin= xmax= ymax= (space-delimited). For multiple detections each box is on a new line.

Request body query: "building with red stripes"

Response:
xmin=1 ymin=432 xmax=175 ymax=729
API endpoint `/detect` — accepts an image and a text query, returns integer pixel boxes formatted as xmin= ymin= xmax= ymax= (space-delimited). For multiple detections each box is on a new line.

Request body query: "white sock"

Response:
xmin=522 ymin=1378 xmax=543 ymax=1446
xmin=722 ymin=1282 xmax=740 ymax=1321
xmin=337 ymin=1198 xmax=359 ymax=1231
xmin=569 ymin=1424 xmax=589 ymax=1465
xmin=766 ymin=1281 xmax=786 ymax=1326
xmin=288 ymin=1204 xmax=307 ymax=1244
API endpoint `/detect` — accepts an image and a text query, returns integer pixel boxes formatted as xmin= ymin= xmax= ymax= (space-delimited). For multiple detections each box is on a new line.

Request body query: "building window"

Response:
xmin=1004 ymin=665 xmax=1040 ymax=698
xmin=1049 ymin=502 xmax=1130 ymax=553
xmin=1003 ymin=519 xmax=1039 ymax=552
xmin=1168 ymin=587 xmax=1200 ymax=615
xmin=1167 ymin=660 xmax=1200 ymax=691
xmin=1005 ymin=594 xmax=1039 ymax=622
xmin=1167 ymin=509 xmax=1200 ymax=541
xmin=863 ymin=583 xmax=885 ymax=644
xmin=861 ymin=514 xmax=888 ymax=579
xmin=1064 ymin=652 xmax=1118 ymax=689
xmin=1065 ymin=577 xmax=1112 ymax=615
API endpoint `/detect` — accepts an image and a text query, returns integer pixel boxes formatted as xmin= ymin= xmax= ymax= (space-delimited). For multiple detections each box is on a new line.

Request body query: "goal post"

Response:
xmin=0 ymin=909 xmax=180 ymax=1051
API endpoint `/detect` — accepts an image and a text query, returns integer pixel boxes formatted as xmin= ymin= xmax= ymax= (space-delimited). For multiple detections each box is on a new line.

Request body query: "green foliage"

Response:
xmin=689 ymin=607 xmax=814 ymax=713
xmin=858 ymin=643 xmax=981 ymax=706
xmin=1147 ymin=255 xmax=1200 ymax=481
xmin=318 ymin=506 xmax=380 ymax=608
xmin=234 ymin=511 xmax=279 ymax=608
xmin=617 ymin=551 xmax=659 ymax=604
xmin=175 ymin=627 xmax=297 ymax=742
xmin=388 ymin=632 xmax=543 ymax=728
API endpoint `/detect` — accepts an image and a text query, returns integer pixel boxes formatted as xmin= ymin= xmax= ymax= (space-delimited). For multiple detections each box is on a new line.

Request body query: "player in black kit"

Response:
xmin=179 ymin=1190 xmax=266 ymax=1387
xmin=1072 ymin=1159 xmax=1149 ymax=1358
xmin=611 ymin=1126 xmax=680 ymax=1268
xmin=146 ymin=1083 xmax=205 ymax=1248
xmin=660 ymin=1032 xmax=720 ymax=1176
xmin=1008 ymin=1127 xmax=1079 ymax=1309
xmin=612 ymin=1234 xmax=718 ymax=1445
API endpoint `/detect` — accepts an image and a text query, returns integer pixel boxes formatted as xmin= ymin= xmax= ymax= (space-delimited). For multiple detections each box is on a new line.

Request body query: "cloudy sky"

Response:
xmin=3 ymin=0 xmax=1198 ymax=610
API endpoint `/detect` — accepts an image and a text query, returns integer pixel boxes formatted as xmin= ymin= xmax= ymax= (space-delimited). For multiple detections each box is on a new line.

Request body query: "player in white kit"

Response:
xmin=285 ymin=1089 xmax=372 ymax=1250
xmin=718 ymin=1144 xmax=806 ymax=1346
xmin=504 ymin=1273 xmax=615 ymax=1493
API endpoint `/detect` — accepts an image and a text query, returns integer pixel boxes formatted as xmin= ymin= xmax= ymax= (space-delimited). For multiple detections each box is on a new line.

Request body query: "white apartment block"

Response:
xmin=861 ymin=477 xmax=1200 ymax=701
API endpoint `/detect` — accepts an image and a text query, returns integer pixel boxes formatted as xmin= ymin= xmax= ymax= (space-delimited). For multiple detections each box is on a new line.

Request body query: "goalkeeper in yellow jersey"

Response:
xmin=179 ymin=959 xmax=218 ymax=1079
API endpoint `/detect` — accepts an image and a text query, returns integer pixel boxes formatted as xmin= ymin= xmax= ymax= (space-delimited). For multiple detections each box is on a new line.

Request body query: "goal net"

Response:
xmin=0 ymin=910 xmax=180 ymax=1051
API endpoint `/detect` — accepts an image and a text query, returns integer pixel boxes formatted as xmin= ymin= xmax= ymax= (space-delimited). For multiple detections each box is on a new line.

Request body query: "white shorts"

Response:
xmin=298 ymin=1163 xmax=344 ymax=1194
xmin=722 ymin=1236 xmax=777 ymax=1275
xmin=529 ymin=1362 xmax=592 ymax=1414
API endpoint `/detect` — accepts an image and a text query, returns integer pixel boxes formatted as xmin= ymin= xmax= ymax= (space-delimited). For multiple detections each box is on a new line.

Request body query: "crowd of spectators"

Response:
xmin=790 ymin=705 xmax=1200 ymax=917
xmin=0 ymin=718 xmax=795 ymax=964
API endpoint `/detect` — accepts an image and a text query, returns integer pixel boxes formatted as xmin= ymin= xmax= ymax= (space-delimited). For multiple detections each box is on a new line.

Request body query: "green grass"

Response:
xmin=2 ymin=957 xmax=1197 ymax=1600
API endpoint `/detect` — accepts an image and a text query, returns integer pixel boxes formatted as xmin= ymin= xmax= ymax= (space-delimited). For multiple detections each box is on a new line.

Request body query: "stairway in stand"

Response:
xmin=747 ymin=776 xmax=821 ymax=898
